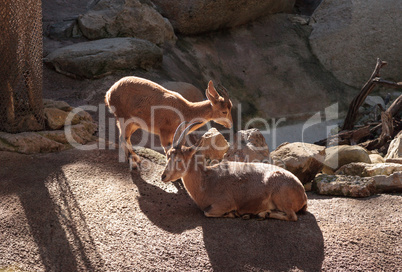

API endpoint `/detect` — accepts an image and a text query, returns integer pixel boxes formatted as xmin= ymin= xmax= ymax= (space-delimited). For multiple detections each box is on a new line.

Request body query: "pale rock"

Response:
xmin=385 ymin=131 xmax=402 ymax=159
xmin=364 ymin=96 xmax=386 ymax=109
xmin=369 ymin=153 xmax=385 ymax=164
xmin=270 ymin=142 xmax=325 ymax=184
xmin=224 ymin=129 xmax=269 ymax=163
xmin=335 ymin=162 xmax=402 ymax=177
xmin=372 ymin=172 xmax=402 ymax=193
xmin=314 ymin=174 xmax=375 ymax=198
xmin=198 ymin=128 xmax=229 ymax=163
xmin=43 ymin=99 xmax=72 ymax=111
xmin=322 ymin=145 xmax=371 ymax=174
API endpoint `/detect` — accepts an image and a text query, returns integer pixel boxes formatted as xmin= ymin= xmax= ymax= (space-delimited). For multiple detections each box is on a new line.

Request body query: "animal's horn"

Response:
xmin=172 ymin=121 xmax=187 ymax=148
xmin=217 ymin=84 xmax=229 ymax=101
xmin=174 ymin=121 xmax=203 ymax=148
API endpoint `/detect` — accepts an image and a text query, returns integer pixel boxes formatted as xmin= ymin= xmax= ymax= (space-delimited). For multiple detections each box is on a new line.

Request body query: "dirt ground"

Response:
xmin=0 ymin=1 xmax=400 ymax=271
xmin=0 ymin=148 xmax=401 ymax=271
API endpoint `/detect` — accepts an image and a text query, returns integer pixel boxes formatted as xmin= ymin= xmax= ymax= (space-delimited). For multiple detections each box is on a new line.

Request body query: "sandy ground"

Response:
xmin=0 ymin=148 xmax=401 ymax=271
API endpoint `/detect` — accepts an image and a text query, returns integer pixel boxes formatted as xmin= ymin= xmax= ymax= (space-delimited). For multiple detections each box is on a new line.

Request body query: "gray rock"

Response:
xmin=364 ymin=96 xmax=385 ymax=109
xmin=385 ymin=131 xmax=402 ymax=159
xmin=270 ymin=142 xmax=325 ymax=184
xmin=44 ymin=38 xmax=163 ymax=78
xmin=78 ymin=0 xmax=176 ymax=45
xmin=152 ymin=0 xmax=295 ymax=35
xmin=0 ymin=131 xmax=64 ymax=154
xmin=162 ymin=14 xmax=355 ymax=121
xmin=309 ymin=0 xmax=402 ymax=88
xmin=322 ymin=145 xmax=371 ymax=174
xmin=224 ymin=129 xmax=270 ymax=163
xmin=48 ymin=20 xmax=76 ymax=40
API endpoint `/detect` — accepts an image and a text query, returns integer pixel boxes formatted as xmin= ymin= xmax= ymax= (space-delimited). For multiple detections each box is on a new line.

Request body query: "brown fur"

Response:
xmin=105 ymin=76 xmax=233 ymax=168
xmin=162 ymin=144 xmax=308 ymax=221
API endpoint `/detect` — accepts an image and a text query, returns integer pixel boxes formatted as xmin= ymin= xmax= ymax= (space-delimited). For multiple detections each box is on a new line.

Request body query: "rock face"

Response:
xmin=78 ymin=0 xmax=176 ymax=45
xmin=152 ymin=0 xmax=295 ymax=35
xmin=163 ymin=13 xmax=354 ymax=121
xmin=309 ymin=0 xmax=402 ymax=88
xmin=270 ymin=142 xmax=325 ymax=184
xmin=44 ymin=38 xmax=162 ymax=78
xmin=335 ymin=162 xmax=402 ymax=177
xmin=322 ymin=145 xmax=371 ymax=174
xmin=198 ymin=128 xmax=229 ymax=163
xmin=385 ymin=131 xmax=402 ymax=159
xmin=161 ymin=82 xmax=204 ymax=102
xmin=224 ymin=129 xmax=270 ymax=163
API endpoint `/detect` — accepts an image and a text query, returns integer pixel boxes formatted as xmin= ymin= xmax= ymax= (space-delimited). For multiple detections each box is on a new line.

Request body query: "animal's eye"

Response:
xmin=222 ymin=111 xmax=228 ymax=114
xmin=176 ymin=158 xmax=182 ymax=162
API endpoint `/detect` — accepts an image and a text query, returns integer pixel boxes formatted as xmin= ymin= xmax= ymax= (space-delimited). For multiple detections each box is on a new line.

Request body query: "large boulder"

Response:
xmin=270 ymin=142 xmax=325 ymax=184
xmin=161 ymin=81 xmax=204 ymax=102
xmin=152 ymin=0 xmax=295 ymax=35
xmin=309 ymin=0 xmax=402 ymax=88
xmin=322 ymin=145 xmax=371 ymax=174
xmin=44 ymin=38 xmax=162 ymax=78
xmin=385 ymin=131 xmax=402 ymax=159
xmin=78 ymin=0 xmax=176 ymax=45
xmin=162 ymin=14 xmax=355 ymax=121
xmin=224 ymin=129 xmax=270 ymax=163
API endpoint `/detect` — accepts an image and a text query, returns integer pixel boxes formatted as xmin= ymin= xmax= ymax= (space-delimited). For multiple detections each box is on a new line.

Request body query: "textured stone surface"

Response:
xmin=314 ymin=174 xmax=375 ymax=198
xmin=309 ymin=0 xmax=402 ymax=88
xmin=369 ymin=153 xmax=385 ymax=164
xmin=152 ymin=0 xmax=295 ymax=35
xmin=322 ymin=145 xmax=371 ymax=174
xmin=270 ymin=142 xmax=325 ymax=184
xmin=198 ymin=128 xmax=229 ymax=163
xmin=385 ymin=131 xmax=402 ymax=159
xmin=78 ymin=0 xmax=176 ymax=45
xmin=224 ymin=129 xmax=269 ymax=163
xmin=44 ymin=38 xmax=163 ymax=78
xmin=335 ymin=162 xmax=402 ymax=177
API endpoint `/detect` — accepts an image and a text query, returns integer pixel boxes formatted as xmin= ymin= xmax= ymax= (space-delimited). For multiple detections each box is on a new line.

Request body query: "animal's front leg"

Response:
xmin=203 ymin=204 xmax=234 ymax=218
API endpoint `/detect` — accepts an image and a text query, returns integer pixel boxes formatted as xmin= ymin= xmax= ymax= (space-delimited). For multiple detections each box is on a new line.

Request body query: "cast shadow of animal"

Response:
xmin=131 ymin=169 xmax=324 ymax=271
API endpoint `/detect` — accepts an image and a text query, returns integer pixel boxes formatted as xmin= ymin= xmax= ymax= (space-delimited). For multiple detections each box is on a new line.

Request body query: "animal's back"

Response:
xmin=105 ymin=76 xmax=186 ymax=120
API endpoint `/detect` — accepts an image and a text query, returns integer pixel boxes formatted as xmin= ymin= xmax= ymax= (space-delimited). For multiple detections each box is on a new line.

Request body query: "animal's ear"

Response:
xmin=206 ymin=80 xmax=220 ymax=104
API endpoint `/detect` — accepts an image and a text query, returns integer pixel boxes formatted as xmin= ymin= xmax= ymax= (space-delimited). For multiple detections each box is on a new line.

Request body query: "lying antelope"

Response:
xmin=161 ymin=122 xmax=308 ymax=221
xmin=105 ymin=76 xmax=232 ymax=169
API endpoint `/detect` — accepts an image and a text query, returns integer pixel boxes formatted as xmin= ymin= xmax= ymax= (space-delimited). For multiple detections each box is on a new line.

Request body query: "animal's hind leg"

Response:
xmin=268 ymin=210 xmax=298 ymax=221
xmin=124 ymin=123 xmax=141 ymax=169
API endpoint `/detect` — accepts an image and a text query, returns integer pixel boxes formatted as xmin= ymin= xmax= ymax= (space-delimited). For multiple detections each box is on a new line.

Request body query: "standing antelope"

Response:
xmin=161 ymin=122 xmax=308 ymax=221
xmin=105 ymin=76 xmax=233 ymax=169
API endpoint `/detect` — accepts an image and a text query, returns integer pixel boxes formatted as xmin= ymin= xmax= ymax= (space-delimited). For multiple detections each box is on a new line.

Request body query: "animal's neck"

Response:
xmin=185 ymin=100 xmax=213 ymax=123
xmin=181 ymin=156 xmax=207 ymax=205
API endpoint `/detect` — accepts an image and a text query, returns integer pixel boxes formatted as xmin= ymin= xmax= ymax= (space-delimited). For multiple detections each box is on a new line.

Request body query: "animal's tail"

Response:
xmin=104 ymin=91 xmax=115 ymax=114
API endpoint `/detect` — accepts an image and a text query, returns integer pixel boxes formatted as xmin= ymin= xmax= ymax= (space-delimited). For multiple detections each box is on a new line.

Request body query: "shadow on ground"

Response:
xmin=131 ymin=167 xmax=324 ymax=271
